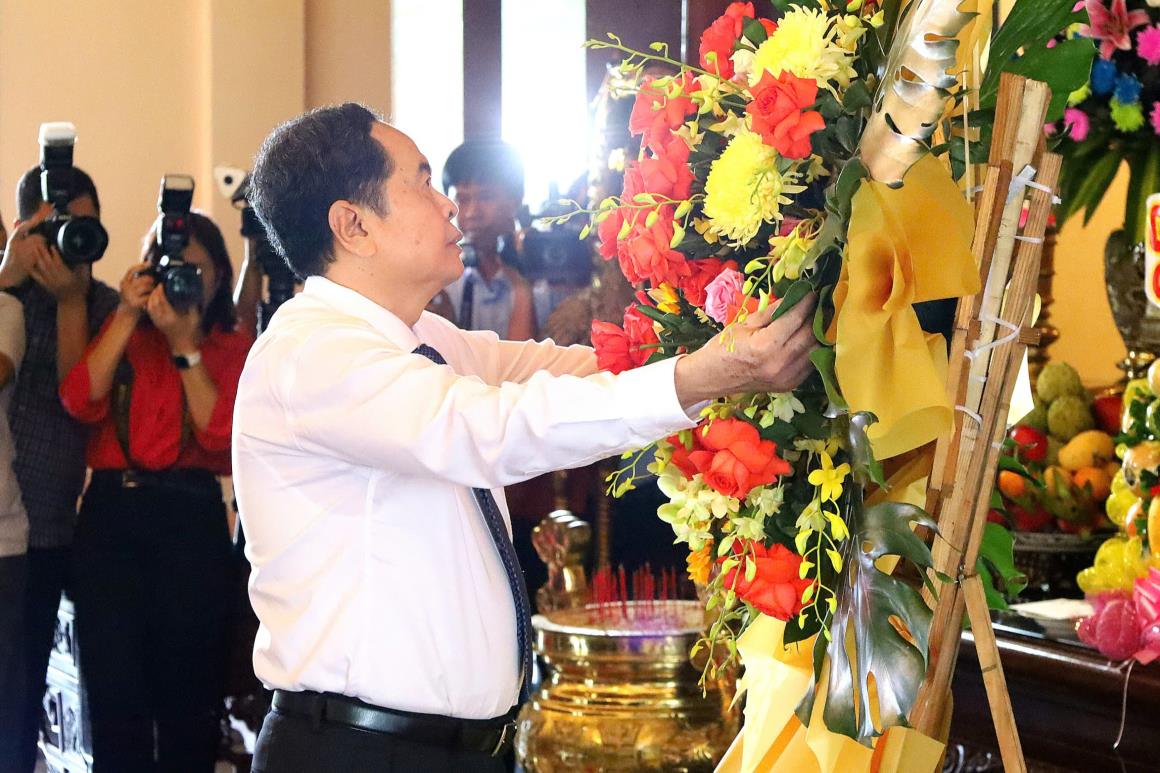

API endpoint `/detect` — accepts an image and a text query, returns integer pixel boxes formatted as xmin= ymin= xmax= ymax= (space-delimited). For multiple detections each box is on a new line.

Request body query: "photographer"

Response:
xmin=0 ymin=163 xmax=118 ymax=773
xmin=441 ymin=140 xmax=536 ymax=341
xmin=59 ymin=210 xmax=250 ymax=772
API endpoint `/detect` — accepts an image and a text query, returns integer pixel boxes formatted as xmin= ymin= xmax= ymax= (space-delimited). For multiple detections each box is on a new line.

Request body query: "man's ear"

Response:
xmin=328 ymin=200 xmax=374 ymax=258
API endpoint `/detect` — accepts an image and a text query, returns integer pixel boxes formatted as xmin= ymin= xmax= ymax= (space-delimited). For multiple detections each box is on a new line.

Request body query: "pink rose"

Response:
xmin=704 ymin=268 xmax=744 ymax=324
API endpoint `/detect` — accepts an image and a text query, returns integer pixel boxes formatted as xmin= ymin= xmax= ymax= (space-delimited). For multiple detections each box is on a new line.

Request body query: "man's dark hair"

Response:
xmin=16 ymin=165 xmax=101 ymax=220
xmin=249 ymin=103 xmax=392 ymax=278
xmin=442 ymin=140 xmax=524 ymax=201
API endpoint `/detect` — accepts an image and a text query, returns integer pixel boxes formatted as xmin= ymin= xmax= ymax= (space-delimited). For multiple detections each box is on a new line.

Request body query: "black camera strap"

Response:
xmin=111 ymin=358 xmax=194 ymax=470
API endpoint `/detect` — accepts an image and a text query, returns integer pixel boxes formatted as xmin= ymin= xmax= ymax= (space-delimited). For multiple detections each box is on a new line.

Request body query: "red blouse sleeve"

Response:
xmin=191 ymin=329 xmax=252 ymax=452
xmin=59 ymin=315 xmax=116 ymax=424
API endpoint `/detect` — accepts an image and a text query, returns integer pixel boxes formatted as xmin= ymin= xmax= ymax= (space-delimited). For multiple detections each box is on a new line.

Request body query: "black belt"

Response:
xmin=271 ymin=690 xmax=518 ymax=758
xmin=90 ymin=468 xmax=219 ymax=498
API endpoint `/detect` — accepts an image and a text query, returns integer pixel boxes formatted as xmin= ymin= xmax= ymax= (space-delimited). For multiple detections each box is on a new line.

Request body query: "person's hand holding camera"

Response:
xmin=146 ymin=285 xmax=200 ymax=354
xmin=118 ymin=261 xmax=156 ymax=317
xmin=30 ymin=248 xmax=89 ymax=304
xmin=0 ymin=210 xmax=52 ymax=288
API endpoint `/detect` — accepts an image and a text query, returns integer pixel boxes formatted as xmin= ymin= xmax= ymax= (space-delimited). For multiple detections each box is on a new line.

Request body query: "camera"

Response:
xmin=145 ymin=174 xmax=203 ymax=313
xmin=30 ymin=122 xmax=108 ymax=265
xmin=213 ymin=164 xmax=296 ymax=329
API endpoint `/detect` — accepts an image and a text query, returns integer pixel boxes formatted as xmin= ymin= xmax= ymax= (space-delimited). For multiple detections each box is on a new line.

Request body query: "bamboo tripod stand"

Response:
xmin=905 ymin=74 xmax=1061 ymax=773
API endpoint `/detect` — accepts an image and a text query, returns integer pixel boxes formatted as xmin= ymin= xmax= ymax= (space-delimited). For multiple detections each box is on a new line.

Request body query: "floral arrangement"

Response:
xmin=1048 ymin=0 xmax=1160 ymax=240
xmin=553 ymin=0 xmax=1085 ymax=749
xmin=1075 ymin=366 xmax=1160 ymax=662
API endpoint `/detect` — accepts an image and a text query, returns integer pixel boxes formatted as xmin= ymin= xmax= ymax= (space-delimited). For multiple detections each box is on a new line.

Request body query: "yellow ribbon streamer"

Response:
xmin=716 ymin=453 xmax=946 ymax=773
xmin=832 ymin=153 xmax=980 ymax=460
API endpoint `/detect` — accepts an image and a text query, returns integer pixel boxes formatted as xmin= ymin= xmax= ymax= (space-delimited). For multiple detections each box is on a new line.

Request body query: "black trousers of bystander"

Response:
xmin=72 ymin=473 xmax=233 ymax=773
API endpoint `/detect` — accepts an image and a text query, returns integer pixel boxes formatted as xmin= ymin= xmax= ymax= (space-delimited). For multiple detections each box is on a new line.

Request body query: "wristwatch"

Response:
xmin=173 ymin=350 xmax=202 ymax=370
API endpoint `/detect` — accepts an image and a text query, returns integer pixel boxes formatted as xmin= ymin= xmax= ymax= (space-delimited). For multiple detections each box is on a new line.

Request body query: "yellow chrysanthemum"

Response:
xmin=749 ymin=7 xmax=856 ymax=91
xmin=702 ymin=128 xmax=804 ymax=245
xmin=687 ymin=545 xmax=713 ymax=585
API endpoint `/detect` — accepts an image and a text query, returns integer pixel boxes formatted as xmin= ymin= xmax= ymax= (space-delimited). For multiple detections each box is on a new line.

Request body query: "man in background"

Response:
xmin=0 ymin=167 xmax=119 ymax=772
xmin=440 ymin=140 xmax=536 ymax=341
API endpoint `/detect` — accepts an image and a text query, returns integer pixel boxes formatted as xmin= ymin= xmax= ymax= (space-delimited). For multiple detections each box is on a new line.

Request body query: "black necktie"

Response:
xmin=412 ymin=343 xmax=533 ymax=703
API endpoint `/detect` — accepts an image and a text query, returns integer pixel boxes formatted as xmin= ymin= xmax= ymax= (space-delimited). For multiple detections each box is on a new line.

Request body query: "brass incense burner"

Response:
xmin=515 ymin=599 xmax=739 ymax=771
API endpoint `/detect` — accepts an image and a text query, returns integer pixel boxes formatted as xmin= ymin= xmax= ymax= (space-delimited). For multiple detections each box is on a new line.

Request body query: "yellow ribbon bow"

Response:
xmin=832 ymin=153 xmax=980 ymax=460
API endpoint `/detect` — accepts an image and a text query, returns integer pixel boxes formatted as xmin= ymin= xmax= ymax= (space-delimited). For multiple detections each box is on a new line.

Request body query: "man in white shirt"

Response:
xmin=236 ymin=103 xmax=817 ymax=773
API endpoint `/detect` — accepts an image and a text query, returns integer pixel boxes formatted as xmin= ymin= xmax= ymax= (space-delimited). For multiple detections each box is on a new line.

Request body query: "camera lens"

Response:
xmin=57 ymin=217 xmax=109 ymax=265
xmin=162 ymin=264 xmax=204 ymax=312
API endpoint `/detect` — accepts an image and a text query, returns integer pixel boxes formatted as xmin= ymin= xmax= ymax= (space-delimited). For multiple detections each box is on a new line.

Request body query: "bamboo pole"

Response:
xmin=910 ymin=77 xmax=1054 ymax=750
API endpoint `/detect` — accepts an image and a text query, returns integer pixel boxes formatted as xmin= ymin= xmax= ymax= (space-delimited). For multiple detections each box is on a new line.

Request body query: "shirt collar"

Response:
xmin=302 ymin=276 xmax=421 ymax=352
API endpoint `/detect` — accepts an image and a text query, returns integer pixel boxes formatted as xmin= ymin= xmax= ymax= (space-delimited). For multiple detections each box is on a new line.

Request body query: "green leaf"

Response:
xmin=846 ymin=412 xmax=886 ymax=488
xmin=975 ymin=522 xmax=1028 ymax=609
xmin=1073 ymin=152 xmax=1123 ymax=227
xmin=979 ymin=0 xmax=1082 ymax=111
xmin=997 ymin=37 xmax=1095 ymax=123
xmin=741 ymin=17 xmax=769 ymax=47
xmin=770 ymin=279 xmax=814 ymax=322
xmin=842 ymin=80 xmax=872 ymax=114
xmin=809 ymin=346 xmax=849 ymax=412
xmin=813 ymin=284 xmax=836 ymax=345
xmin=798 ymin=492 xmax=938 ymax=745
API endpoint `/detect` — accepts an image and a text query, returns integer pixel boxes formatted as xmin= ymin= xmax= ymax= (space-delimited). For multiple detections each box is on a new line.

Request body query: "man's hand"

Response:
xmin=30 ymin=248 xmax=89 ymax=303
xmin=1 ymin=211 xmax=51 ymax=288
xmin=146 ymin=285 xmax=201 ymax=353
xmin=675 ymin=293 xmax=819 ymax=409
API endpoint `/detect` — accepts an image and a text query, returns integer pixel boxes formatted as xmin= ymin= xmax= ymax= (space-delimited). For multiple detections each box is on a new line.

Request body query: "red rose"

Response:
xmin=746 ymin=71 xmax=825 ymax=159
xmin=679 ymin=258 xmax=736 ymax=307
xmin=629 ymin=75 xmax=697 ymax=151
xmin=598 ymin=163 xmax=648 ymax=263
xmin=665 ymin=417 xmax=791 ymax=498
xmin=638 ymin=135 xmax=695 ymax=202
xmin=591 ymin=320 xmax=635 ymax=374
xmin=721 ymin=541 xmax=811 ymax=621
xmin=597 ymin=207 xmax=624 ymax=262
xmin=618 ymin=205 xmax=691 ymax=287
xmin=623 ymin=306 xmax=659 ymax=363
xmin=699 ymin=4 xmax=777 ymax=79
xmin=668 ymin=434 xmax=699 ymax=478
xmin=590 ymin=307 xmax=659 ymax=374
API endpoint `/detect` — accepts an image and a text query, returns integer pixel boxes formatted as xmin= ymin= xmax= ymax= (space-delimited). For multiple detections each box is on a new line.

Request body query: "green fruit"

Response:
xmin=1047 ymin=394 xmax=1096 ymax=441
xmin=1037 ymin=362 xmax=1086 ymax=404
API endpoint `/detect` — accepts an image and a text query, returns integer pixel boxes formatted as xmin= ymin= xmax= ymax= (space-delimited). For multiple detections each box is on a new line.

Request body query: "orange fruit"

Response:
xmin=1073 ymin=466 xmax=1112 ymax=500
xmin=998 ymin=470 xmax=1028 ymax=499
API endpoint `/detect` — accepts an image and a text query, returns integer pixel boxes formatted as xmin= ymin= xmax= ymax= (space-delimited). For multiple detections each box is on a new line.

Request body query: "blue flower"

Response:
xmin=1115 ymin=73 xmax=1143 ymax=105
xmin=1091 ymin=59 xmax=1117 ymax=96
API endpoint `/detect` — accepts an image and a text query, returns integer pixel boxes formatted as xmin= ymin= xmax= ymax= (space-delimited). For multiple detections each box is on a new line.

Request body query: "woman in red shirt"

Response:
xmin=60 ymin=212 xmax=251 ymax=772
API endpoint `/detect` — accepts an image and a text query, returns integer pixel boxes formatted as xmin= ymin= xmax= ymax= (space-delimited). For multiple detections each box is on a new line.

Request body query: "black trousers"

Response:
xmin=13 ymin=545 xmax=71 ymax=773
xmin=72 ymin=476 xmax=233 ymax=773
xmin=0 ymin=553 xmax=28 ymax=773
xmin=252 ymin=708 xmax=509 ymax=773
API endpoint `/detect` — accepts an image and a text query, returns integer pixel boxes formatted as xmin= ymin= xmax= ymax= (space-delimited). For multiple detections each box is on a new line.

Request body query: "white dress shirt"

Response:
xmin=233 ymin=276 xmax=699 ymax=719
